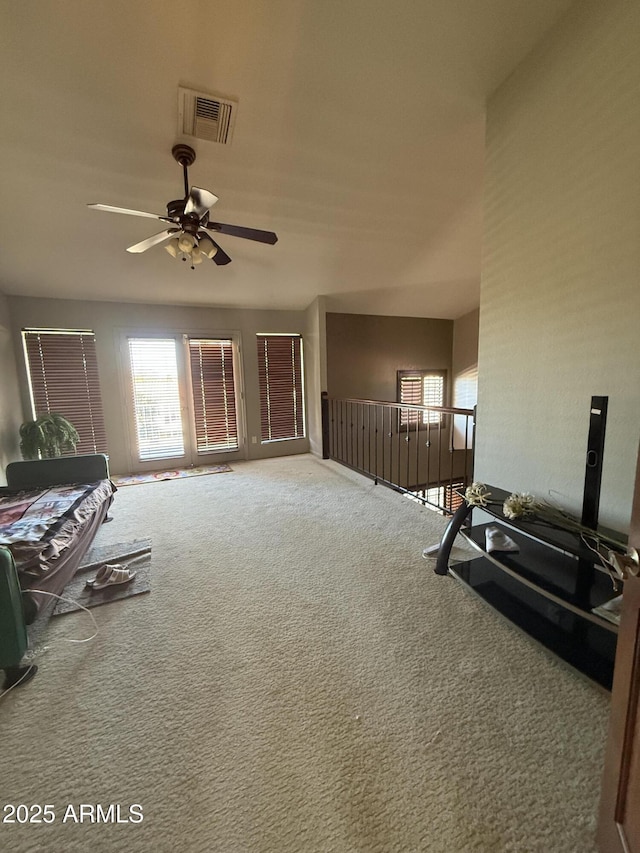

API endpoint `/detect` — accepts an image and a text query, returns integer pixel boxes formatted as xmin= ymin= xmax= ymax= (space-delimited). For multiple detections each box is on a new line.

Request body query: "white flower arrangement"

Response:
xmin=464 ymin=482 xmax=628 ymax=588
xmin=464 ymin=482 xmax=492 ymax=507
xmin=502 ymin=492 xmax=538 ymax=520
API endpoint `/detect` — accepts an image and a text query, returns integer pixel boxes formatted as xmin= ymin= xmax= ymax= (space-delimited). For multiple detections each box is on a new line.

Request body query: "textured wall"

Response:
xmin=0 ymin=293 xmax=22 ymax=480
xmin=326 ymin=313 xmax=453 ymax=402
xmin=452 ymin=309 xmax=479 ymax=380
xmin=452 ymin=308 xmax=479 ymax=406
xmin=476 ymin=0 xmax=640 ymax=530
xmin=304 ymin=297 xmax=328 ymax=457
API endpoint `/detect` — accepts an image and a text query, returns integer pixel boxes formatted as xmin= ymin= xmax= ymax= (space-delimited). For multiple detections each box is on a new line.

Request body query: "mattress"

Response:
xmin=0 ymin=480 xmax=115 ymax=588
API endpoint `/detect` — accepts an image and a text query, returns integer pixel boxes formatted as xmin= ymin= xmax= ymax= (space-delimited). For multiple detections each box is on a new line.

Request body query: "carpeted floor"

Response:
xmin=0 ymin=454 xmax=610 ymax=852
xmin=24 ymin=541 xmax=152 ymax=653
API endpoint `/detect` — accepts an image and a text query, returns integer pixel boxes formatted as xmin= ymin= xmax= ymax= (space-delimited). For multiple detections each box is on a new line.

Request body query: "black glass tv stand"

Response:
xmin=434 ymin=484 xmax=623 ymax=690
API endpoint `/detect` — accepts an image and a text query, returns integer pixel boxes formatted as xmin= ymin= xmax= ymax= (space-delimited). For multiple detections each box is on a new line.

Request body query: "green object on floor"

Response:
xmin=0 ymin=546 xmax=28 ymax=672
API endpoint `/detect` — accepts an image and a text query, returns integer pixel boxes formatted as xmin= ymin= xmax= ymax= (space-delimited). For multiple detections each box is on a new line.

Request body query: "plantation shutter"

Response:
xmin=22 ymin=329 xmax=107 ymax=455
xmin=256 ymin=334 xmax=304 ymax=442
xmin=128 ymin=338 xmax=185 ymax=461
xmin=188 ymin=338 xmax=239 ymax=453
xmin=422 ymin=374 xmax=445 ymax=424
xmin=399 ymin=375 xmax=423 ymax=426
xmin=398 ymin=370 xmax=445 ymax=426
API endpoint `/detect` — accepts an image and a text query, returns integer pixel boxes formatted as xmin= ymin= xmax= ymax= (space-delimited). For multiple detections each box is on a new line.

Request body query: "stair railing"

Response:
xmin=321 ymin=392 xmax=475 ymax=515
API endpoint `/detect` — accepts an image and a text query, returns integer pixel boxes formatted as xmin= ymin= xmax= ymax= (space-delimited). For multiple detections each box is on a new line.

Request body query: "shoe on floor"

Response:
xmin=87 ymin=563 xmax=136 ymax=590
xmin=85 ymin=563 xmax=115 ymax=588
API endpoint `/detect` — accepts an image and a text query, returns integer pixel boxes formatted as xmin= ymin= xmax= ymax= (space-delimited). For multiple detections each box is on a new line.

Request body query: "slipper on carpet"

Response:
xmin=85 ymin=563 xmax=114 ymax=588
xmin=86 ymin=563 xmax=137 ymax=590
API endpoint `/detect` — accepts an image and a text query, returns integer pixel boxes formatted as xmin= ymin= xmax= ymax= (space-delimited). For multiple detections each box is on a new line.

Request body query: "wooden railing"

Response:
xmin=321 ymin=392 xmax=475 ymax=515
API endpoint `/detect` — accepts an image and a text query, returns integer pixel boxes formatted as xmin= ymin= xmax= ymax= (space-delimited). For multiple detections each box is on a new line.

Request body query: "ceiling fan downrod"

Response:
xmin=171 ymin=143 xmax=197 ymax=199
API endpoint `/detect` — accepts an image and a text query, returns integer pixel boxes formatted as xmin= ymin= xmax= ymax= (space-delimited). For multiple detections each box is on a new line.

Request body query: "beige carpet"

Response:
xmin=0 ymin=454 xmax=610 ymax=852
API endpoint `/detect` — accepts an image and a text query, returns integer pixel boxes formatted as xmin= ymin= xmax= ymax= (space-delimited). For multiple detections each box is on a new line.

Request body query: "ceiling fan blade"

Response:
xmin=204 ymin=221 xmax=278 ymax=244
xmin=184 ymin=188 xmax=219 ymax=219
xmin=88 ymin=203 xmax=172 ymax=222
xmin=126 ymin=229 xmax=178 ymax=254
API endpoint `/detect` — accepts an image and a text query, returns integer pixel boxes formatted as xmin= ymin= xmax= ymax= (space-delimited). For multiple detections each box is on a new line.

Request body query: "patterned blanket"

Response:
xmin=0 ymin=480 xmax=115 ymax=576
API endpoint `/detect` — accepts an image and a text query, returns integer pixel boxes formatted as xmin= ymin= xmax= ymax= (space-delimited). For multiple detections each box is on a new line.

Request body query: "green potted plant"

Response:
xmin=19 ymin=413 xmax=80 ymax=460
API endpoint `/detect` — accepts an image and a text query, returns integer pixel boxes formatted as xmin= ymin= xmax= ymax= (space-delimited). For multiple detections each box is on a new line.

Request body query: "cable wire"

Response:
xmin=0 ymin=589 xmax=99 ymax=703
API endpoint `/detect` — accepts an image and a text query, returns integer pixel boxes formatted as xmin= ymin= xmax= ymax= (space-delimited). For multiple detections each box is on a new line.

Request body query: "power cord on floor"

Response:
xmin=27 ymin=589 xmax=100 ymax=643
xmin=0 ymin=664 xmax=37 ymax=702
xmin=0 ymin=589 xmax=99 ymax=704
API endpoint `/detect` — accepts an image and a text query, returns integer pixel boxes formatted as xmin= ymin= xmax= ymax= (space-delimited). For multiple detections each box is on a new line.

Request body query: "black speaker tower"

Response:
xmin=582 ymin=395 xmax=608 ymax=530
xmin=575 ymin=395 xmax=608 ymax=604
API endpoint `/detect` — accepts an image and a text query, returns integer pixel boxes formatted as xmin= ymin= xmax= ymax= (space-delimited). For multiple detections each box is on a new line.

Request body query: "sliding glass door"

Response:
xmin=128 ymin=338 xmax=185 ymax=461
xmin=188 ymin=338 xmax=239 ymax=454
xmin=125 ymin=334 xmax=243 ymax=469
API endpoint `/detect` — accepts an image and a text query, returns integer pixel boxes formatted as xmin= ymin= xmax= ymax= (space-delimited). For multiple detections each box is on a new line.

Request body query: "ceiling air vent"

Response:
xmin=178 ymin=86 xmax=238 ymax=145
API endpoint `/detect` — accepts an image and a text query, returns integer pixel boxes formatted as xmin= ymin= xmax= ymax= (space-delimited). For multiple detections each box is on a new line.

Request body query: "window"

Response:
xmin=128 ymin=338 xmax=185 ymax=461
xmin=453 ymin=365 xmax=477 ymax=450
xmin=125 ymin=335 xmax=242 ymax=465
xmin=188 ymin=338 xmax=238 ymax=453
xmin=397 ymin=370 xmax=446 ymax=427
xmin=22 ymin=329 xmax=107 ymax=455
xmin=256 ymin=334 xmax=305 ymax=442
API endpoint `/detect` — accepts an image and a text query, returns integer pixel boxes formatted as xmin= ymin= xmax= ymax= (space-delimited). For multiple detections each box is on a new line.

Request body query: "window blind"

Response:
xmin=452 ymin=365 xmax=477 ymax=450
xmin=188 ymin=338 xmax=238 ymax=453
xmin=128 ymin=338 xmax=184 ymax=461
xmin=256 ymin=334 xmax=304 ymax=442
xmin=22 ymin=329 xmax=107 ymax=455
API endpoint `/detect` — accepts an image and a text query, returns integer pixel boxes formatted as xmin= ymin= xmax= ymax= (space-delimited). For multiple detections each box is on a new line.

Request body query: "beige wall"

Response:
xmin=452 ymin=307 xmax=479 ymax=408
xmin=304 ymin=297 xmax=327 ymax=457
xmin=0 ymin=293 xmax=22 ymax=482
xmin=326 ymin=313 xmax=453 ymax=402
xmin=476 ymin=0 xmax=640 ymax=530
xmin=7 ymin=296 xmax=311 ymax=474
xmin=452 ymin=308 xmax=479 ymax=384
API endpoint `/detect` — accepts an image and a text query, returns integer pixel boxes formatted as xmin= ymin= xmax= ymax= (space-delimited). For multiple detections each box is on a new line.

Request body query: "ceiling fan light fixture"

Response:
xmin=199 ymin=236 xmax=218 ymax=259
xmin=165 ymin=237 xmax=180 ymax=258
xmin=190 ymin=246 xmax=203 ymax=265
xmin=178 ymin=232 xmax=196 ymax=253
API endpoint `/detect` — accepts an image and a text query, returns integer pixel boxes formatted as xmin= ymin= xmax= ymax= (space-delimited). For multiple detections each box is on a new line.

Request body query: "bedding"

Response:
xmin=0 ymin=454 xmax=115 ymax=619
xmin=0 ymin=480 xmax=115 ymax=576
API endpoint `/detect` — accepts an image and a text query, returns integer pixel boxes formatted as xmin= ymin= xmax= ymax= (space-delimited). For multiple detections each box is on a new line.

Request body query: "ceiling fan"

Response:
xmin=88 ymin=144 xmax=278 ymax=268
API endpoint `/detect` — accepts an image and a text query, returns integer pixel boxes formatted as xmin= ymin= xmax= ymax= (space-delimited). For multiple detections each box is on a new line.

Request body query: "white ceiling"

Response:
xmin=0 ymin=0 xmax=574 ymax=319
